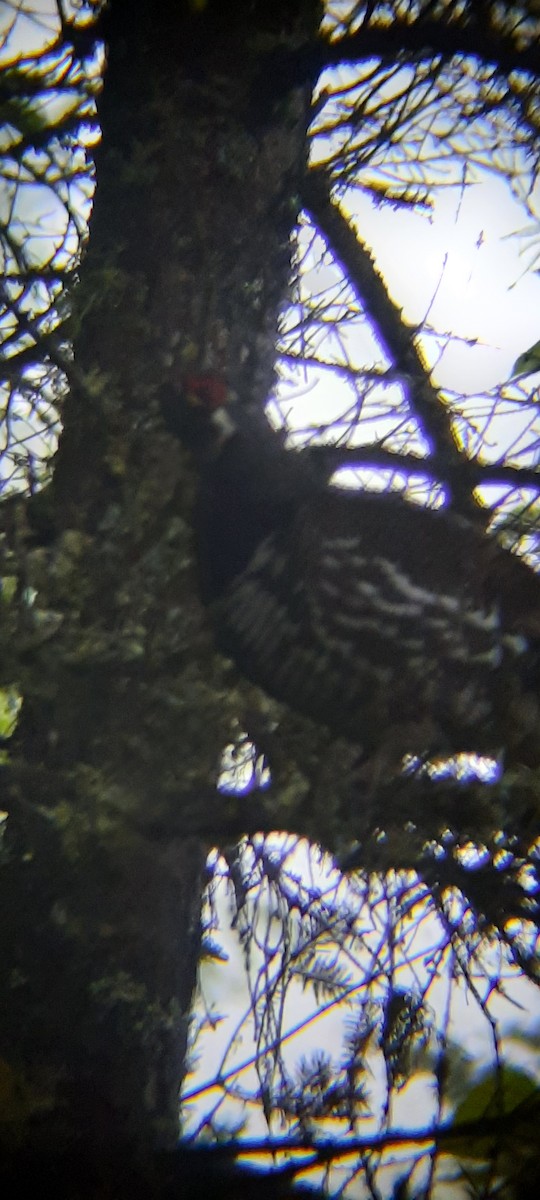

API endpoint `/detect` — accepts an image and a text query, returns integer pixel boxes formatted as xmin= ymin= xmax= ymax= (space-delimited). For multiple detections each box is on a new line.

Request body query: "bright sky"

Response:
xmin=281 ymin=168 xmax=540 ymax=427
xmin=349 ymin=169 xmax=540 ymax=394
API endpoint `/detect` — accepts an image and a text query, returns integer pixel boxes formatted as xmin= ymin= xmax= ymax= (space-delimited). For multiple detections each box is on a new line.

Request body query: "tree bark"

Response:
xmin=0 ymin=0 xmax=321 ymax=1159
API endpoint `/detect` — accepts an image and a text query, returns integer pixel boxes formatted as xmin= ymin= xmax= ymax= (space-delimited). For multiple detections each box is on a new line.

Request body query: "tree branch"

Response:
xmin=328 ymin=13 xmax=540 ymax=78
xmin=305 ymin=442 xmax=540 ymax=495
xmin=301 ymin=169 xmax=480 ymax=517
xmin=260 ymin=11 xmax=540 ymax=95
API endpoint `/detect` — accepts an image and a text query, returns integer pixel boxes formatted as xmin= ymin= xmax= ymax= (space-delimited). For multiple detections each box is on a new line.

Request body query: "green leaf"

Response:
xmin=510 ymin=338 xmax=540 ymax=379
xmin=449 ymin=1064 xmax=539 ymax=1165
xmin=0 ymin=686 xmax=22 ymax=740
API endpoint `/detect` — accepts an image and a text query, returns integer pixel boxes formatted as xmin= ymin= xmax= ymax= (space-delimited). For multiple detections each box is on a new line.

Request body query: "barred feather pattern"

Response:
xmin=162 ymin=380 xmax=540 ymax=764
xmin=213 ymin=488 xmax=540 ymax=762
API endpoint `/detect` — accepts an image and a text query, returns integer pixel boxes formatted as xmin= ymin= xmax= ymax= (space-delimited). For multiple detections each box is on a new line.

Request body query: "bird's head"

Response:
xmin=160 ymin=372 xmax=238 ymax=455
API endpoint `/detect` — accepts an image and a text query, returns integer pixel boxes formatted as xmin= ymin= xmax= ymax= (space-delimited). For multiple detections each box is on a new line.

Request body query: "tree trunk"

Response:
xmin=0 ymin=0 xmax=320 ymax=1161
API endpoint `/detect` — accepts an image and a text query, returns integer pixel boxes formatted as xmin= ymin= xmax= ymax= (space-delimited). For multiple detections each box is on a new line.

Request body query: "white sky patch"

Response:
xmin=344 ymin=171 xmax=540 ymax=393
xmin=279 ymin=170 xmax=540 ymax=428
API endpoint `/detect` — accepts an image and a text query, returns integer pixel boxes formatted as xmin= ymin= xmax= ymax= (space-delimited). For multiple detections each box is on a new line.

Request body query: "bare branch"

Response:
xmin=301 ymin=169 xmax=482 ymax=516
